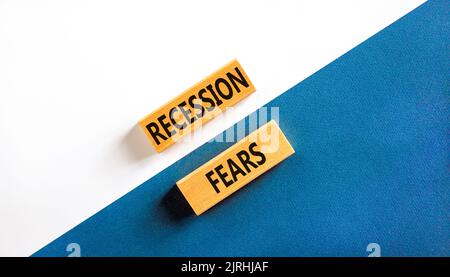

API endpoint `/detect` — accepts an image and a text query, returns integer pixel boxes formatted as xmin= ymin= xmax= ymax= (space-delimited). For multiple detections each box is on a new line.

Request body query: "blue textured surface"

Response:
xmin=34 ymin=0 xmax=449 ymax=256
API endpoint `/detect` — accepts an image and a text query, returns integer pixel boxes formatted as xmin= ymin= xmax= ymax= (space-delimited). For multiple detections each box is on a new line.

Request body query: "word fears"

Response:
xmin=176 ymin=120 xmax=295 ymax=215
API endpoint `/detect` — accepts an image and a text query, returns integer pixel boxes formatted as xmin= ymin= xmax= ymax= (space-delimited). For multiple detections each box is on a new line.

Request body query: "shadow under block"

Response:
xmin=138 ymin=59 xmax=256 ymax=153
xmin=176 ymin=120 xmax=295 ymax=215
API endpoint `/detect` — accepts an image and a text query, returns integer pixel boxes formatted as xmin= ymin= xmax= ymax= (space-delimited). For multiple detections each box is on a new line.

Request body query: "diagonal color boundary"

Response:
xmin=34 ymin=0 xmax=449 ymax=256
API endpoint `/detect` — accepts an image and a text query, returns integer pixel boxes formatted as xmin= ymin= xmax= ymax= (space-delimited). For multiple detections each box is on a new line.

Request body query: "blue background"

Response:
xmin=35 ymin=0 xmax=449 ymax=256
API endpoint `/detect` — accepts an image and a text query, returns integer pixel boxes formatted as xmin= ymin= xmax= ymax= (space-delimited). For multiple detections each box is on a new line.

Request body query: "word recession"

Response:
xmin=138 ymin=59 xmax=255 ymax=152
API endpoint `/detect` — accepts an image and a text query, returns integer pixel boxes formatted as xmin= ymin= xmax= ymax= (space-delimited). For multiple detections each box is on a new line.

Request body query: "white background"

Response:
xmin=0 ymin=0 xmax=425 ymax=256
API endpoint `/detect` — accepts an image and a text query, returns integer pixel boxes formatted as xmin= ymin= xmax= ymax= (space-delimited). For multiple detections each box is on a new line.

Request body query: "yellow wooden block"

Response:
xmin=138 ymin=59 xmax=256 ymax=153
xmin=176 ymin=120 xmax=295 ymax=215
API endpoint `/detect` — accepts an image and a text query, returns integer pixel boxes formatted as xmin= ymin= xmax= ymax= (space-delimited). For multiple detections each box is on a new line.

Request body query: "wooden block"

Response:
xmin=138 ymin=59 xmax=256 ymax=153
xmin=176 ymin=120 xmax=295 ymax=215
